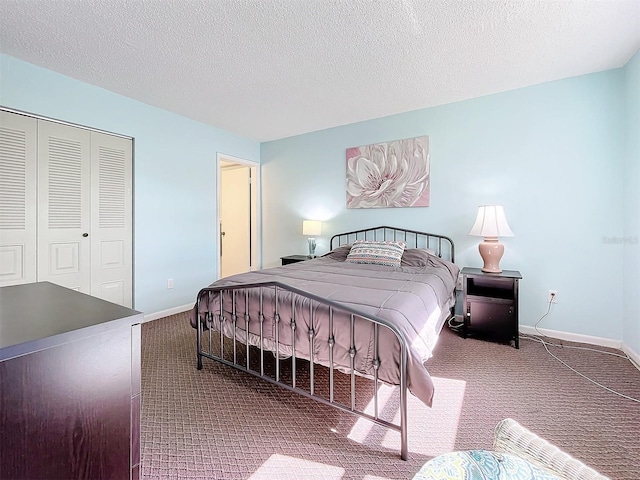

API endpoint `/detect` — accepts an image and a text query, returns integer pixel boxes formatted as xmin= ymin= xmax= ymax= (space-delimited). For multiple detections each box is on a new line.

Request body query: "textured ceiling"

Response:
xmin=1 ymin=0 xmax=639 ymax=142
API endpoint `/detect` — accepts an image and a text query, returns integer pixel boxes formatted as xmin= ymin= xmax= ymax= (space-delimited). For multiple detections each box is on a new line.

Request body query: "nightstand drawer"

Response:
xmin=467 ymin=300 xmax=515 ymax=336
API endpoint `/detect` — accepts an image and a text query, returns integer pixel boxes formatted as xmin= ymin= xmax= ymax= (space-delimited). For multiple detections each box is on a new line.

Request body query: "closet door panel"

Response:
xmin=90 ymin=132 xmax=132 ymax=307
xmin=0 ymin=112 xmax=37 ymax=286
xmin=37 ymin=120 xmax=91 ymax=292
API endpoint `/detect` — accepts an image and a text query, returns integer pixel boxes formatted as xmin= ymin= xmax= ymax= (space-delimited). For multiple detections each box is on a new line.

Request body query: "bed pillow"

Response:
xmin=401 ymin=248 xmax=437 ymax=267
xmin=345 ymin=240 xmax=406 ymax=267
xmin=322 ymin=244 xmax=352 ymax=261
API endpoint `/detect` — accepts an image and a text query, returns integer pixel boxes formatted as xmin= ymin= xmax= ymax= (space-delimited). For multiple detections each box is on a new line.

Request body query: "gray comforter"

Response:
xmin=191 ymin=253 xmax=458 ymax=407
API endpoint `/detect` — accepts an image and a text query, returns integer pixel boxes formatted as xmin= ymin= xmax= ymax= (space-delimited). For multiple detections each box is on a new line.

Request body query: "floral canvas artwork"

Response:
xmin=346 ymin=136 xmax=430 ymax=209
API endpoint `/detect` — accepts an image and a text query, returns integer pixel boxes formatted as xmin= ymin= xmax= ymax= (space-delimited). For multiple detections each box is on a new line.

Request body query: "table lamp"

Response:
xmin=302 ymin=220 xmax=321 ymax=257
xmin=469 ymin=205 xmax=514 ymax=273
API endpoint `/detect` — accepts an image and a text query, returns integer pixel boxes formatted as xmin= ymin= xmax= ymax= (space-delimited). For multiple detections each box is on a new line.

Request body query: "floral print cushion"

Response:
xmin=413 ymin=450 xmax=563 ymax=480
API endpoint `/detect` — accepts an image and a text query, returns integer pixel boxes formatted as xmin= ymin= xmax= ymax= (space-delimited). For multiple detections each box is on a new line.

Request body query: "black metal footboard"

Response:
xmin=195 ymin=281 xmax=410 ymax=460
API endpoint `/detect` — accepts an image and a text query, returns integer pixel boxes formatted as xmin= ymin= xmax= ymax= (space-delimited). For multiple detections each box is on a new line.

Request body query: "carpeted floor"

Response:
xmin=141 ymin=312 xmax=640 ymax=479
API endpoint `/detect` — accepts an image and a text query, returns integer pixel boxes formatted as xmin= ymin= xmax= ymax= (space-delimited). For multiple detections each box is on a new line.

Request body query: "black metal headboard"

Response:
xmin=330 ymin=226 xmax=455 ymax=263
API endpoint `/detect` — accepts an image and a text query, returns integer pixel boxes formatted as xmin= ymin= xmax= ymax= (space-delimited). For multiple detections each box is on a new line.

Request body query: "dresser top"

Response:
xmin=0 ymin=282 xmax=142 ymax=360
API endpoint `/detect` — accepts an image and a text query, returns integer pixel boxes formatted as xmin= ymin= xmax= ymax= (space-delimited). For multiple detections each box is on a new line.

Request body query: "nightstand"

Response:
xmin=281 ymin=255 xmax=314 ymax=265
xmin=461 ymin=267 xmax=522 ymax=348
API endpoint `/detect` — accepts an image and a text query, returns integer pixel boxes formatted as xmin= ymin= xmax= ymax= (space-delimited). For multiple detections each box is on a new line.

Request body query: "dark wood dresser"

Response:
xmin=0 ymin=282 xmax=143 ymax=480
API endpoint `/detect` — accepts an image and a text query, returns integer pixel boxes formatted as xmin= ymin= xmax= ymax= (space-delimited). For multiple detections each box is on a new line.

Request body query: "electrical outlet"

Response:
xmin=547 ymin=290 xmax=558 ymax=303
xmin=456 ymin=274 xmax=463 ymax=291
xmin=167 ymin=278 xmax=174 ymax=289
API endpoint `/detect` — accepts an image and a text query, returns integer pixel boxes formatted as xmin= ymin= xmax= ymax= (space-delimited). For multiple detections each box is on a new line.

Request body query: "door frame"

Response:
xmin=216 ymin=153 xmax=260 ymax=279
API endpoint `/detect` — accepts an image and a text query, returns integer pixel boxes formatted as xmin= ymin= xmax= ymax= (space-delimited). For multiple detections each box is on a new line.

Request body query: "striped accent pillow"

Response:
xmin=345 ymin=240 xmax=406 ymax=267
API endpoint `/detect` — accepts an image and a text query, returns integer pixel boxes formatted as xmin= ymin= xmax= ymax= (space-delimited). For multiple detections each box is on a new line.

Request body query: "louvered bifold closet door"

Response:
xmin=90 ymin=131 xmax=132 ymax=308
xmin=0 ymin=111 xmax=37 ymax=286
xmin=37 ymin=120 xmax=91 ymax=293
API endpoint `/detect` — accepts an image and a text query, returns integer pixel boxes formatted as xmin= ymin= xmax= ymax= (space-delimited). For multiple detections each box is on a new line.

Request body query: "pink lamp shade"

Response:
xmin=469 ymin=205 xmax=514 ymax=273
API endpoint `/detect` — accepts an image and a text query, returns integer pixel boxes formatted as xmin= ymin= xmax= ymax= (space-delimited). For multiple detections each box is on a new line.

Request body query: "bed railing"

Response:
xmin=195 ymin=281 xmax=410 ymax=460
xmin=330 ymin=225 xmax=455 ymax=263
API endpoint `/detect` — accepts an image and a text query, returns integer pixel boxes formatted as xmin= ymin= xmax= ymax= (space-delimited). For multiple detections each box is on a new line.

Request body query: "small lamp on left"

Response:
xmin=302 ymin=220 xmax=321 ymax=257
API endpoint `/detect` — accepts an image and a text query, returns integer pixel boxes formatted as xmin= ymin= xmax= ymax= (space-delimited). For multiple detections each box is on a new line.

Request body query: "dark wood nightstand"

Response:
xmin=281 ymin=255 xmax=314 ymax=265
xmin=461 ymin=267 xmax=522 ymax=348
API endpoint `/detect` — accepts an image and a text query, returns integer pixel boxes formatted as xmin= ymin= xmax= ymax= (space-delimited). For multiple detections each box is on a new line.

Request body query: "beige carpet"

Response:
xmin=141 ymin=312 xmax=640 ymax=479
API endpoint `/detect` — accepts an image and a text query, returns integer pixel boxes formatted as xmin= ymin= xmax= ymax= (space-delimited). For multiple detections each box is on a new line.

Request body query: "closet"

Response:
xmin=0 ymin=109 xmax=133 ymax=307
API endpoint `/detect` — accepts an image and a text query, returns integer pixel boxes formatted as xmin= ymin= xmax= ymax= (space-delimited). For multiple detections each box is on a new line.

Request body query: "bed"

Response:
xmin=191 ymin=226 xmax=458 ymax=459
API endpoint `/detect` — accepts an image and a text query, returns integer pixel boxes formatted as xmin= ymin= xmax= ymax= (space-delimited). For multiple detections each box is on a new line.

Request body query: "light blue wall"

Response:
xmin=2 ymin=53 xmax=633 ymax=345
xmin=261 ymin=70 xmax=625 ymax=341
xmin=0 ymin=54 xmax=260 ymax=315
xmin=623 ymin=49 xmax=640 ymax=354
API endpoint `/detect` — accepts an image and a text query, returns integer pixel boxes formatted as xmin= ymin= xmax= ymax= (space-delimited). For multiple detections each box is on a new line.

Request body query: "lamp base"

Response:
xmin=478 ymin=238 xmax=504 ymax=273
xmin=307 ymin=238 xmax=317 ymax=258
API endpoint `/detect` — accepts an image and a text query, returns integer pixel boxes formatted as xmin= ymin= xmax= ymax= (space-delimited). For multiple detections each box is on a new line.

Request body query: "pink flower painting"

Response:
xmin=346 ymin=136 xmax=430 ymax=209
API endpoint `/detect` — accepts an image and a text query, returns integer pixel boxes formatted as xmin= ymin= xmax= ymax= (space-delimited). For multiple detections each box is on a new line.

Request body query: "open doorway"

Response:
xmin=217 ymin=154 xmax=259 ymax=279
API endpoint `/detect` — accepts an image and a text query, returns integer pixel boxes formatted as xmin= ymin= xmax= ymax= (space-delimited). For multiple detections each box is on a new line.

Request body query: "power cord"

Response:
xmin=520 ymin=296 xmax=640 ymax=404
xmin=448 ymin=314 xmax=464 ymax=331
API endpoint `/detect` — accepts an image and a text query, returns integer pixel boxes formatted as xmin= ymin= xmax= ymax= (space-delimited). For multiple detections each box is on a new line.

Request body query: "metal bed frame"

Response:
xmin=195 ymin=226 xmax=455 ymax=460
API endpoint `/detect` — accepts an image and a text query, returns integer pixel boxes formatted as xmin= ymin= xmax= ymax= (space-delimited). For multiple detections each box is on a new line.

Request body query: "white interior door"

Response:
xmin=37 ymin=119 xmax=91 ymax=292
xmin=0 ymin=111 xmax=37 ymax=286
xmin=90 ymin=131 xmax=133 ymax=307
xmin=220 ymin=165 xmax=251 ymax=278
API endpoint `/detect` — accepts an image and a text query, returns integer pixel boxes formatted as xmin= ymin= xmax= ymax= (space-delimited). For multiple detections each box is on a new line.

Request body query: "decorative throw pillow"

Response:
xmin=412 ymin=450 xmax=563 ymax=480
xmin=345 ymin=240 xmax=406 ymax=267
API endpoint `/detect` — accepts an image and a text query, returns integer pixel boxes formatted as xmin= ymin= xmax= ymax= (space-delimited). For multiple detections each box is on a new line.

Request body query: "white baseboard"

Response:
xmin=622 ymin=342 xmax=640 ymax=371
xmin=143 ymin=303 xmax=193 ymax=323
xmin=520 ymin=325 xmax=640 ymax=372
xmin=519 ymin=325 xmax=622 ymax=349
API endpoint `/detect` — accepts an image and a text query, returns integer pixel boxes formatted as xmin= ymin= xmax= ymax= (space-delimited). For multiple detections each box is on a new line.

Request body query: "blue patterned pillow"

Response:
xmin=344 ymin=240 xmax=406 ymax=267
xmin=412 ymin=450 xmax=562 ymax=480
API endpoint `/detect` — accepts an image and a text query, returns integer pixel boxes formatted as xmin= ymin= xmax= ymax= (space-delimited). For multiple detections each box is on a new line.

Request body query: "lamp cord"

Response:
xmin=520 ymin=303 xmax=640 ymax=404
